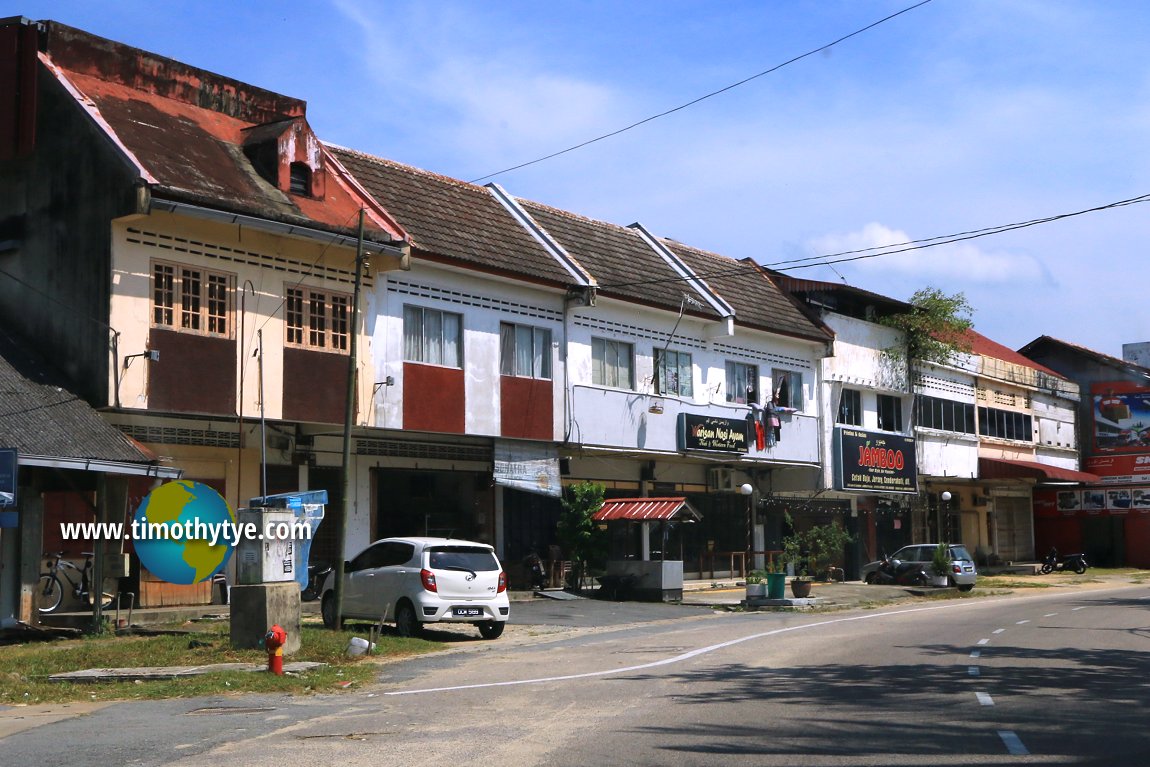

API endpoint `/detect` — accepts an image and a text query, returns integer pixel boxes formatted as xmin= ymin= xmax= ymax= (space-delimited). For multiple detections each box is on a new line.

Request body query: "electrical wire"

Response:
xmin=596 ymin=191 xmax=1150 ymax=290
xmin=466 ymin=0 xmax=935 ymax=183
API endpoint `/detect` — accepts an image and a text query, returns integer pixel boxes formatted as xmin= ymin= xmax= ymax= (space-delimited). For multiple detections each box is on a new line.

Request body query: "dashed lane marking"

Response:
xmin=976 ymin=692 xmax=995 ymax=706
xmin=999 ymin=730 xmax=1029 ymax=755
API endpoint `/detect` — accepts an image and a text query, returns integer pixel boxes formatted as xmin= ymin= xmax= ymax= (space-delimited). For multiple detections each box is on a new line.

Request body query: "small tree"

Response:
xmin=931 ymin=542 xmax=951 ymax=577
xmin=557 ymin=481 xmax=606 ymax=589
xmin=781 ymin=513 xmax=854 ymax=581
xmin=878 ymin=287 xmax=974 ymax=390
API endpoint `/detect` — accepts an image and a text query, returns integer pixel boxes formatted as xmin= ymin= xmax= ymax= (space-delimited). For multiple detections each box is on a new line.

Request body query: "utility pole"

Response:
xmin=333 ymin=209 xmax=366 ymax=630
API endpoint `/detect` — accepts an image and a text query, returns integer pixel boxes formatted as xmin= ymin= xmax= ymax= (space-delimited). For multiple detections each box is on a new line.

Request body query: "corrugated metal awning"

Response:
xmin=979 ymin=457 xmax=1100 ymax=484
xmin=592 ymin=497 xmax=702 ymax=522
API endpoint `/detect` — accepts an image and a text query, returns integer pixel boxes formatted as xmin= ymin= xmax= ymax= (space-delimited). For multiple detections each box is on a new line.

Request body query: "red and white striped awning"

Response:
xmin=592 ymin=497 xmax=702 ymax=523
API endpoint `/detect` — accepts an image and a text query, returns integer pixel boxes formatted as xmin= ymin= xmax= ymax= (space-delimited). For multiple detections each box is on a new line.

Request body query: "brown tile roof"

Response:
xmin=516 ymin=201 xmax=721 ymax=318
xmin=330 ymin=148 xmax=578 ymax=286
xmin=663 ymin=242 xmax=833 ymax=342
xmin=41 ymin=22 xmax=403 ymax=246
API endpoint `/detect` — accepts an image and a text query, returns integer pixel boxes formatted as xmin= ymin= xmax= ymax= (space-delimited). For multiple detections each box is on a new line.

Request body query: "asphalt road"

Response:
xmin=4 ymin=580 xmax=1149 ymax=766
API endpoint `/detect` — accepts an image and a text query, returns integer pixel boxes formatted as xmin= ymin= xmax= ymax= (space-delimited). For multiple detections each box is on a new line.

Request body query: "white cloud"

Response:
xmin=805 ymin=223 xmax=1048 ymax=284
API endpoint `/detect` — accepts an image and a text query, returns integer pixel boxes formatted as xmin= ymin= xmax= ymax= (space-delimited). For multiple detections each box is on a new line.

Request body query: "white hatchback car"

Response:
xmin=321 ymin=537 xmax=510 ymax=639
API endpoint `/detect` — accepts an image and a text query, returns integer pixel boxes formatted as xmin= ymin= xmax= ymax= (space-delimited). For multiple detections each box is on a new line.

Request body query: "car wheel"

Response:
xmin=395 ymin=602 xmax=421 ymax=638
xmin=321 ymin=592 xmax=336 ymax=628
xmin=477 ymin=620 xmax=504 ymax=640
xmin=957 ymin=584 xmax=974 ymax=592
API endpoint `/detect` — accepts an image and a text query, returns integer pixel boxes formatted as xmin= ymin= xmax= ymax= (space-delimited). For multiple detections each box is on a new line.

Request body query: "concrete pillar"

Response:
xmin=229 ymin=581 xmax=302 ymax=654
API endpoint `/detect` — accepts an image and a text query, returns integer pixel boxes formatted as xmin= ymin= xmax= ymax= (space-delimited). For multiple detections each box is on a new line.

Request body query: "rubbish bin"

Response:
xmin=766 ymin=572 xmax=786 ymax=599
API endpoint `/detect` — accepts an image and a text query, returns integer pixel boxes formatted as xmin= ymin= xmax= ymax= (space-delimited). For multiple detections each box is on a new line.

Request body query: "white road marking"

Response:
xmin=1072 ymin=606 xmax=1088 ymax=611
xmin=976 ymin=692 xmax=994 ymax=706
xmin=970 ymin=649 xmax=981 ymax=658
xmin=993 ymin=628 xmax=1006 ymax=634
xmin=1044 ymin=613 xmax=1058 ymax=617
xmin=383 ymin=602 xmax=976 ymax=696
xmin=968 ymin=666 xmax=980 ymax=676
xmin=999 ymin=730 xmax=1029 ymax=755
xmin=977 ymin=638 xmax=990 ymax=645
xmin=1015 ymin=620 xmax=1029 ymax=625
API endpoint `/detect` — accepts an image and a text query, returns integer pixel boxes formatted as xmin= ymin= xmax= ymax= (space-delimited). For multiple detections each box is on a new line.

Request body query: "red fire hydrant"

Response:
xmin=264 ymin=624 xmax=286 ymax=675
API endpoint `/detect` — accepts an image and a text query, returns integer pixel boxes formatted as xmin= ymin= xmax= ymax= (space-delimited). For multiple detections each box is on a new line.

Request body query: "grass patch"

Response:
xmin=0 ymin=620 xmax=441 ymax=705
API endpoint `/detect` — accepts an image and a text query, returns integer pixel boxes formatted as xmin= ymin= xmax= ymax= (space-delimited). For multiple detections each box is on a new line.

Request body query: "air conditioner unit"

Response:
xmin=707 ymin=467 xmax=737 ymax=493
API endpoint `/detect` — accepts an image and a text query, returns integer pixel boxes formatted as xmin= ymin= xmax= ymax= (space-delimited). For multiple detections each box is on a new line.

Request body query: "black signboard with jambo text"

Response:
xmin=834 ymin=428 xmax=918 ymax=494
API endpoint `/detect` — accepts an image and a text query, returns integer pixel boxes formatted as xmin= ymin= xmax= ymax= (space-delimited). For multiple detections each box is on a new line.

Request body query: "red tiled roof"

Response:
xmin=979 ymin=457 xmax=1099 ymax=484
xmin=962 ymin=329 xmax=1064 ymax=378
xmin=592 ymin=497 xmax=703 ymax=522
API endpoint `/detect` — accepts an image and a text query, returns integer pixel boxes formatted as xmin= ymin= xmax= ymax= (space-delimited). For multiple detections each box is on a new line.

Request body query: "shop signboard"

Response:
xmin=834 ymin=428 xmax=917 ymax=494
xmin=677 ymin=414 xmax=748 ymax=453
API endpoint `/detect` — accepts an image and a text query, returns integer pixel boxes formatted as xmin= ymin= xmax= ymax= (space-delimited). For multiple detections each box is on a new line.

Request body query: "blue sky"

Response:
xmin=17 ymin=1 xmax=1150 ymax=357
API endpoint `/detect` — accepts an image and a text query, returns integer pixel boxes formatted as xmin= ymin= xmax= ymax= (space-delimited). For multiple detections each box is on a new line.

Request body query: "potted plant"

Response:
xmin=930 ymin=542 xmax=952 ymax=587
xmin=782 ymin=514 xmax=854 ymax=598
xmin=745 ymin=570 xmax=767 ymax=599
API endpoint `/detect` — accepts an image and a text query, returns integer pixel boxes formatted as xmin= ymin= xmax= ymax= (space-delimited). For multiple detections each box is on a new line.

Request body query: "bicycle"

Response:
xmin=37 ymin=551 xmax=118 ymax=613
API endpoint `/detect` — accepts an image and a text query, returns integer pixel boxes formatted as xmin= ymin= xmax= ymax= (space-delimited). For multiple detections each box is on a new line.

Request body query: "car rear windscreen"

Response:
xmin=428 ymin=547 xmax=499 ymax=571
xmin=950 ymin=545 xmax=973 ymax=561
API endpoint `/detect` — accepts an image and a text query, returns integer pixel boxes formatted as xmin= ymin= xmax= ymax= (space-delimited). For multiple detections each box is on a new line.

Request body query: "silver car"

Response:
xmin=862 ymin=543 xmax=977 ymax=591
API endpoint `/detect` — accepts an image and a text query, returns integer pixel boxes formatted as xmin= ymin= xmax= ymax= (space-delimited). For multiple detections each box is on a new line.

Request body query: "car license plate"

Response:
xmin=453 ymin=607 xmax=482 ymax=617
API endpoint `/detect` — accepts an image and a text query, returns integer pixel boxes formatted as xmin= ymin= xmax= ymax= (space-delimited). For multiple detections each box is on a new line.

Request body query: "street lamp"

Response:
xmin=740 ymin=483 xmax=754 ymax=575
xmin=940 ymin=491 xmax=952 ymax=542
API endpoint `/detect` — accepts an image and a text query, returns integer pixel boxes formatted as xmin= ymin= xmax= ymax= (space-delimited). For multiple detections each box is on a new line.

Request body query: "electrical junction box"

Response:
xmin=235 ymin=509 xmax=295 ymax=585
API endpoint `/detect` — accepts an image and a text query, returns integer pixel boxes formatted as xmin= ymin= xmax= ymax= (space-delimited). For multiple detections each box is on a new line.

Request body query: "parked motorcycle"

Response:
xmin=301 ymin=561 xmax=333 ymax=602
xmin=1040 ymin=547 xmax=1088 ymax=575
xmin=871 ymin=556 xmax=929 ymax=587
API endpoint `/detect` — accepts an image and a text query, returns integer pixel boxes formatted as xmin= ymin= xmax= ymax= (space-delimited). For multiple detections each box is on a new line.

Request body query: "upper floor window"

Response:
xmin=772 ymin=369 xmax=803 ymax=410
xmin=725 ymin=361 xmax=758 ymax=404
xmin=152 ymin=261 xmax=233 ymax=337
xmin=877 ymin=394 xmax=904 ymax=431
xmin=286 ymin=287 xmax=350 ymax=352
xmin=404 ymin=305 xmax=462 ymax=367
xmin=655 ymin=349 xmax=693 ymax=397
xmin=978 ymin=406 xmax=1033 ymax=441
xmin=592 ymin=338 xmax=634 ymax=389
xmin=915 ymin=395 xmax=976 ymax=434
xmin=289 ymin=162 xmax=311 ymax=195
xmin=837 ymin=388 xmax=862 ymax=426
xmin=500 ymin=323 xmax=551 ymax=379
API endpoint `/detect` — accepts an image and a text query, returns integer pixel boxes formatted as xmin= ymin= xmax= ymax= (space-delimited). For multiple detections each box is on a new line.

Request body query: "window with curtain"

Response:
xmin=403 ymin=305 xmax=463 ymax=367
xmin=725 ymin=361 xmax=758 ymax=404
xmin=592 ymin=337 xmax=634 ymax=389
xmin=655 ymin=349 xmax=693 ymax=397
xmin=500 ymin=322 xmax=552 ymax=379
xmin=771 ymin=369 xmax=802 ymax=410
xmin=837 ymin=388 xmax=862 ymax=425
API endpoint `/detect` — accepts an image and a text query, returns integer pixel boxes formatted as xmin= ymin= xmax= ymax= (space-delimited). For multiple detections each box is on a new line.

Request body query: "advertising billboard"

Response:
xmin=834 ymin=428 xmax=918 ymax=494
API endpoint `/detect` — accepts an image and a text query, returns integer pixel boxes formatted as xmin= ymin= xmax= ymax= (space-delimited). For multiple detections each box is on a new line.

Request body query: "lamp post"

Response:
xmin=740 ymin=483 xmax=754 ymax=575
xmin=940 ymin=491 xmax=952 ymax=542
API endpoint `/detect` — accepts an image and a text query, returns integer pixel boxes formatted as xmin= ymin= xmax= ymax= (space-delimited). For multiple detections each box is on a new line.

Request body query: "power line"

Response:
xmin=596 ymin=191 xmax=1150 ymax=290
xmin=466 ymin=0 xmax=935 ymax=184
